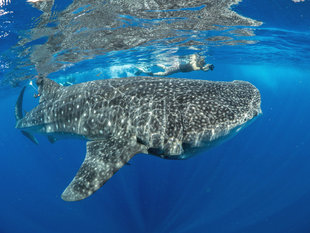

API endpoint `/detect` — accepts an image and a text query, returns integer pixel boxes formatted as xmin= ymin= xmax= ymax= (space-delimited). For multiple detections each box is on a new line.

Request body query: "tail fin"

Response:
xmin=15 ymin=87 xmax=39 ymax=145
xmin=15 ymin=86 xmax=26 ymax=122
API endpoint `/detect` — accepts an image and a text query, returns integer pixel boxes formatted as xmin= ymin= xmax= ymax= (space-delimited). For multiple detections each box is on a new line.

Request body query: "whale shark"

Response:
xmin=15 ymin=76 xmax=261 ymax=201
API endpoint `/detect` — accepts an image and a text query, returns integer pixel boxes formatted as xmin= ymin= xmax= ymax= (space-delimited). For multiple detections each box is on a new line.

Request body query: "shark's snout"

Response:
xmin=251 ymin=86 xmax=262 ymax=118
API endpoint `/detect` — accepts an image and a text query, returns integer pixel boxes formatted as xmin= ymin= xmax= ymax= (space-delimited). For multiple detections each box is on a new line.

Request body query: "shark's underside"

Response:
xmin=15 ymin=76 xmax=261 ymax=201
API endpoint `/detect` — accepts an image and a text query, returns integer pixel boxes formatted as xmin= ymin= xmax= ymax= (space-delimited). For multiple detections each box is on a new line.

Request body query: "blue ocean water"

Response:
xmin=1 ymin=0 xmax=310 ymax=233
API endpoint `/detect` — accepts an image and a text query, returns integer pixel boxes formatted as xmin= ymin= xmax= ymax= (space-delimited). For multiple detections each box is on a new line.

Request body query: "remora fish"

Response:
xmin=15 ymin=76 xmax=261 ymax=201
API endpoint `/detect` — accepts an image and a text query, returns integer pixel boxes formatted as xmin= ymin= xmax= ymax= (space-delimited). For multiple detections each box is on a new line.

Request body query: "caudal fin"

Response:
xmin=15 ymin=86 xmax=39 ymax=145
xmin=15 ymin=86 xmax=26 ymax=121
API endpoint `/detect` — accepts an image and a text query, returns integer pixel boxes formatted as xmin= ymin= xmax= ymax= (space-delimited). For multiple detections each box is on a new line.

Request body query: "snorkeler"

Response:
xmin=136 ymin=54 xmax=214 ymax=76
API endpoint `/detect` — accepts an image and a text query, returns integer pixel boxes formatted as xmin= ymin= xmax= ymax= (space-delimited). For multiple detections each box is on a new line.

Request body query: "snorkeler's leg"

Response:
xmin=152 ymin=71 xmax=169 ymax=76
xmin=157 ymin=64 xmax=167 ymax=70
xmin=153 ymin=65 xmax=179 ymax=76
xmin=152 ymin=64 xmax=171 ymax=76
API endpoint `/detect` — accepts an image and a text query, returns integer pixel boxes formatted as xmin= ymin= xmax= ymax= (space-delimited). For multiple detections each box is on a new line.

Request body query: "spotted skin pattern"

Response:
xmin=16 ymin=76 xmax=261 ymax=201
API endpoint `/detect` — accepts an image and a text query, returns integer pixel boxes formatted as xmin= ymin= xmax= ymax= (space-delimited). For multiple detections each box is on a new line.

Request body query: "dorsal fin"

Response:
xmin=36 ymin=76 xmax=62 ymax=103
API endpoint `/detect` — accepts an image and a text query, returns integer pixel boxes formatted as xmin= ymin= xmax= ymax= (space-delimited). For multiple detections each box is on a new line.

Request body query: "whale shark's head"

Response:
xmin=236 ymin=80 xmax=262 ymax=123
xmin=177 ymin=79 xmax=262 ymax=159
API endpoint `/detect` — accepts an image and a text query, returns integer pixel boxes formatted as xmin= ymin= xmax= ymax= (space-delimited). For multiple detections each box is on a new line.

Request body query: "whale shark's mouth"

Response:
xmin=251 ymin=88 xmax=262 ymax=118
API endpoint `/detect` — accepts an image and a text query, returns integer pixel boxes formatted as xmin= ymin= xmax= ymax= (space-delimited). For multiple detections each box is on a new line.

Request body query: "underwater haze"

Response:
xmin=1 ymin=0 xmax=310 ymax=232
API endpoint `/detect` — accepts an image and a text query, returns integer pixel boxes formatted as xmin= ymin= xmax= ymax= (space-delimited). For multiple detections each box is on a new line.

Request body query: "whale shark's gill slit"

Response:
xmin=147 ymin=148 xmax=164 ymax=156
xmin=182 ymin=143 xmax=192 ymax=153
xmin=136 ymin=137 xmax=147 ymax=145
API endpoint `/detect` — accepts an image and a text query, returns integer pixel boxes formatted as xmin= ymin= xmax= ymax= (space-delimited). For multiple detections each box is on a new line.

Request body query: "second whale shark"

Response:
xmin=15 ymin=76 xmax=261 ymax=201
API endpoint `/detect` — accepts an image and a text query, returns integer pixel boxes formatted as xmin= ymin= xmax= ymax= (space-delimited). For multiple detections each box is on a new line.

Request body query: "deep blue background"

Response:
xmin=1 ymin=64 xmax=310 ymax=233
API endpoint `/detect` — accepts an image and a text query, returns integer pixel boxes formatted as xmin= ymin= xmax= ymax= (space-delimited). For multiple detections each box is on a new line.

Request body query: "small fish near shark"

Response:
xmin=15 ymin=76 xmax=261 ymax=201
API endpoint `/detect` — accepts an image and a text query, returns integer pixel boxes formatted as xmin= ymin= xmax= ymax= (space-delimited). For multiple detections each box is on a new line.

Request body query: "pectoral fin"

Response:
xmin=61 ymin=137 xmax=144 ymax=201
